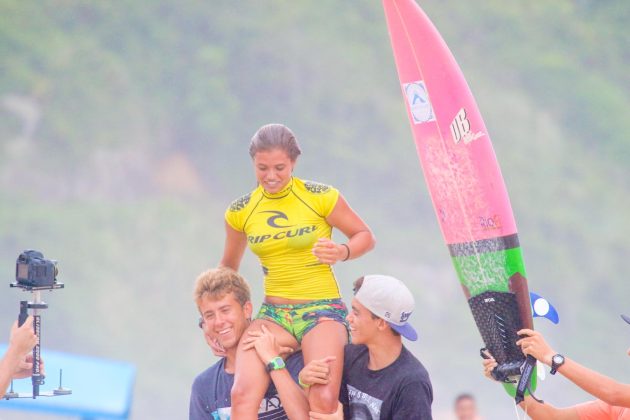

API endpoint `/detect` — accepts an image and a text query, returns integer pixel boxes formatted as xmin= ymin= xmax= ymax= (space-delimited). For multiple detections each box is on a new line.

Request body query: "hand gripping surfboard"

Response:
xmin=382 ymin=0 xmax=537 ymax=401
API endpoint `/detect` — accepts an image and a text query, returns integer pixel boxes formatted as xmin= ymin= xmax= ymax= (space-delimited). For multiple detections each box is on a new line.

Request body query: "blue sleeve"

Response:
xmin=189 ymin=375 xmax=211 ymax=420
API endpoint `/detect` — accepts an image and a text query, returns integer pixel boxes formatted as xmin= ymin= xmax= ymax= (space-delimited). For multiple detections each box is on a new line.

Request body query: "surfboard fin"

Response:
xmin=530 ymin=292 xmax=559 ymax=324
xmin=537 ymin=360 xmax=546 ymax=381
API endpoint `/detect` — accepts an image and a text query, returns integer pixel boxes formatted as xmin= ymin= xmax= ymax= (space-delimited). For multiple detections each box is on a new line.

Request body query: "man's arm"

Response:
xmin=482 ymin=351 xmax=580 ymax=420
xmin=519 ymin=396 xmax=579 ymax=420
xmin=242 ymin=324 xmax=310 ymax=420
xmin=0 ymin=345 xmax=23 ymax=396
xmin=518 ymin=329 xmax=630 ymax=407
xmin=1 ymin=317 xmax=37 ymax=396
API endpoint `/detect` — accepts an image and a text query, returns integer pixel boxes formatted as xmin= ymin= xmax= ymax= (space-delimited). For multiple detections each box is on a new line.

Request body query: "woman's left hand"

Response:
xmin=312 ymin=238 xmax=347 ymax=265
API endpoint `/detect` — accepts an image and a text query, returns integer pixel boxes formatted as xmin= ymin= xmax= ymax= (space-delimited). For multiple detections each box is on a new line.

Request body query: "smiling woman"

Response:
xmin=218 ymin=123 xmax=376 ymax=417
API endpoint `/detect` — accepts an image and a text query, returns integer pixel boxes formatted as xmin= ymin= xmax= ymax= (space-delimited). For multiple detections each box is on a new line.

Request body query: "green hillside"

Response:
xmin=0 ymin=1 xmax=628 ymax=418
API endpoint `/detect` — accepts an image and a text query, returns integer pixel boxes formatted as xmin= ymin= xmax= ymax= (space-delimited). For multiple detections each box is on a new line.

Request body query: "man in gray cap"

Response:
xmin=300 ymin=274 xmax=433 ymax=419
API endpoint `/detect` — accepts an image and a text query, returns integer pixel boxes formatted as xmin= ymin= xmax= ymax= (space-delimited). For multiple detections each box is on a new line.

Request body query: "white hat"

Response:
xmin=354 ymin=274 xmax=418 ymax=341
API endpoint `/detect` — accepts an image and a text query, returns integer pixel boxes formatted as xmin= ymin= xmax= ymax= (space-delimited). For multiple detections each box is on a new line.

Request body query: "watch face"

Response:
xmin=553 ymin=355 xmax=564 ymax=364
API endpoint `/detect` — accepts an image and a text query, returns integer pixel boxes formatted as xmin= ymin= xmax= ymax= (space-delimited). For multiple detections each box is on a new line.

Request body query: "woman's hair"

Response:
xmin=194 ymin=267 xmax=251 ymax=306
xmin=249 ymin=123 xmax=302 ymax=161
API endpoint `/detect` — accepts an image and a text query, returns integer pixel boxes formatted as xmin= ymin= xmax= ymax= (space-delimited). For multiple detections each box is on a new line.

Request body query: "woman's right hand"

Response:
xmin=204 ymin=332 xmax=227 ymax=358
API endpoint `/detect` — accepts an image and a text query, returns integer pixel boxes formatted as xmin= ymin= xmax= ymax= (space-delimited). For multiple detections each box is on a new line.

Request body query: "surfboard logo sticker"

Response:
xmin=450 ymin=108 xmax=485 ymax=145
xmin=404 ymin=81 xmax=435 ymax=124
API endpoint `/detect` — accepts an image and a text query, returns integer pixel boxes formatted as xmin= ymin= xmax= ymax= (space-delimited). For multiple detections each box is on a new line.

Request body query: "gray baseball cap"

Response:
xmin=354 ymin=274 xmax=418 ymax=341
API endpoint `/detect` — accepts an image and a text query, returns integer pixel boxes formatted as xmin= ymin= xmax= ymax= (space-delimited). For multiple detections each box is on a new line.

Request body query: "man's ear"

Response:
xmin=376 ymin=318 xmax=389 ymax=331
xmin=243 ymin=301 xmax=253 ymax=319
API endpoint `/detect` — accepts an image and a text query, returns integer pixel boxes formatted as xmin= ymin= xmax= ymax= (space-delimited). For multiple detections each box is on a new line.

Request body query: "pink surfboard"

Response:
xmin=382 ymin=0 xmax=537 ymax=399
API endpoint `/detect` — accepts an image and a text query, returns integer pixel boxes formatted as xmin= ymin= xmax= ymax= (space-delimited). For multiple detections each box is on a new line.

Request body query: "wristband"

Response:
xmin=341 ymin=244 xmax=350 ymax=261
xmin=266 ymin=356 xmax=286 ymax=373
xmin=298 ymin=377 xmax=311 ymax=388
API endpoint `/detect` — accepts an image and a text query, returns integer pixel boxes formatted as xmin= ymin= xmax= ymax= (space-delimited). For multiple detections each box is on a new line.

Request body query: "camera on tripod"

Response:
xmin=15 ymin=250 xmax=59 ymax=288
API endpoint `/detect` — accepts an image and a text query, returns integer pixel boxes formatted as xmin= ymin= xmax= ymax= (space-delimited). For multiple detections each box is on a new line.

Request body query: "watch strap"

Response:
xmin=550 ymin=354 xmax=564 ymax=375
xmin=266 ymin=356 xmax=286 ymax=373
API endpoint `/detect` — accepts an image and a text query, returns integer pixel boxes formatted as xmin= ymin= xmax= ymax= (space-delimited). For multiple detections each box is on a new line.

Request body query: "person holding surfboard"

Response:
xmin=482 ymin=323 xmax=630 ymax=419
xmin=220 ymin=123 xmax=376 ymax=417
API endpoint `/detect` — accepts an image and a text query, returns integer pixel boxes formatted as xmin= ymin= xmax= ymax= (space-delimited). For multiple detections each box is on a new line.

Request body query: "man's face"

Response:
xmin=198 ymin=293 xmax=252 ymax=351
xmin=454 ymin=397 xmax=477 ymax=420
xmin=347 ymin=297 xmax=382 ymax=345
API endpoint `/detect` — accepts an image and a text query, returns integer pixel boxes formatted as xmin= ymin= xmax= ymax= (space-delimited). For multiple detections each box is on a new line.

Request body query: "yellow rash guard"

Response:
xmin=225 ymin=177 xmax=341 ymax=300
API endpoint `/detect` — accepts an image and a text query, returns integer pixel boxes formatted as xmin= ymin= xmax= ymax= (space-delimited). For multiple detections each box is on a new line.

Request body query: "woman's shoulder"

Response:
xmin=294 ymin=177 xmax=338 ymax=195
xmin=227 ymin=186 xmax=261 ymax=213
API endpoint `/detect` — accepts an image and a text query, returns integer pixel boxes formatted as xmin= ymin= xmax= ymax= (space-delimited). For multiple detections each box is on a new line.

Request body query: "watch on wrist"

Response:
xmin=266 ymin=356 xmax=286 ymax=373
xmin=550 ymin=353 xmax=565 ymax=375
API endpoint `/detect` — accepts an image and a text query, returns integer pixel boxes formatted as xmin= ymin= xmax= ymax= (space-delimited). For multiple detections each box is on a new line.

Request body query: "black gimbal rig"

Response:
xmin=4 ymin=250 xmax=71 ymax=399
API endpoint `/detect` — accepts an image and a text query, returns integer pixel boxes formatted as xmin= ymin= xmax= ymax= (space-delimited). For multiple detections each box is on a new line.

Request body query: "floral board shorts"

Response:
xmin=256 ymin=298 xmax=349 ymax=344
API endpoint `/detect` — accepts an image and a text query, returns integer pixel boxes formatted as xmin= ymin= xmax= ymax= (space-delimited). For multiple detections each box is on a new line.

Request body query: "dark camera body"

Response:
xmin=15 ymin=250 xmax=58 ymax=288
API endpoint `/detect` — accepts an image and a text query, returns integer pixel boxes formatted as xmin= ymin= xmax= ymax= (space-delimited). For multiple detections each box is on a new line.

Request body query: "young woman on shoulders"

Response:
xmin=220 ymin=123 xmax=375 ymax=418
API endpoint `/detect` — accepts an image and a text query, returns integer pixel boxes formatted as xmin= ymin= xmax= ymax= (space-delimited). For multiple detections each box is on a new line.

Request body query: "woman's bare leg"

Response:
xmin=230 ymin=319 xmax=298 ymax=419
xmin=301 ymin=321 xmax=347 ymax=414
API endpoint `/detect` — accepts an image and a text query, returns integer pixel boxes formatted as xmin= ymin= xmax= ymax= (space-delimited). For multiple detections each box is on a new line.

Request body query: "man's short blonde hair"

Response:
xmin=194 ymin=267 xmax=251 ymax=307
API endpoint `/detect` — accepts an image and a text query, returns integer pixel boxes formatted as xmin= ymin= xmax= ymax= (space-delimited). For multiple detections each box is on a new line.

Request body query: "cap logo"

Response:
xmin=384 ymin=311 xmax=391 ymax=319
xmin=399 ymin=311 xmax=411 ymax=323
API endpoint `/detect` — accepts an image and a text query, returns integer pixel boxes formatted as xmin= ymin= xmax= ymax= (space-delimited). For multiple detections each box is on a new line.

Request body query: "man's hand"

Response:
xmin=481 ymin=349 xmax=498 ymax=381
xmin=298 ymin=356 xmax=336 ymax=387
xmin=9 ymin=317 xmax=37 ymax=356
xmin=516 ymin=329 xmax=556 ymax=366
xmin=309 ymin=401 xmax=343 ymax=420
xmin=242 ymin=324 xmax=294 ymax=363
xmin=13 ymin=354 xmax=45 ymax=379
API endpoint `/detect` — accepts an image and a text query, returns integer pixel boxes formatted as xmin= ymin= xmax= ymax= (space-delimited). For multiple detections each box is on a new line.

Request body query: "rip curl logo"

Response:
xmin=248 ymin=225 xmax=318 ymax=244
xmin=399 ymin=311 xmax=411 ymax=323
xmin=262 ymin=211 xmax=294 ymax=228
xmin=450 ymin=108 xmax=485 ymax=145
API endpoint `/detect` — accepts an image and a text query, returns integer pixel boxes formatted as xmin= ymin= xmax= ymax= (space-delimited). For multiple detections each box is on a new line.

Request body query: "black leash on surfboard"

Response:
xmin=514 ymin=354 xmax=542 ymax=404
xmin=481 ymin=349 xmax=544 ymax=405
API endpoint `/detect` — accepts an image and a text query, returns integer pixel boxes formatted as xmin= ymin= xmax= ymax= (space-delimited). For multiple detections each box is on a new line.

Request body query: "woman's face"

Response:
xmin=253 ymin=148 xmax=295 ymax=194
